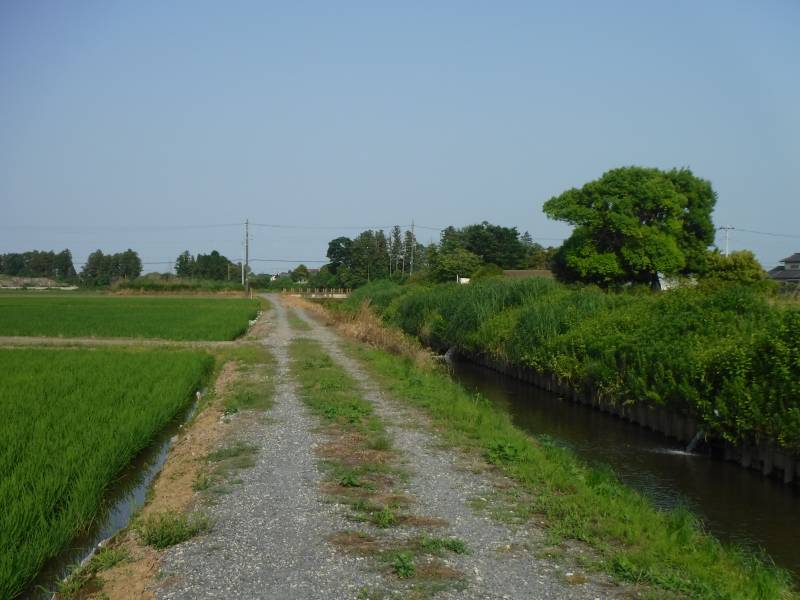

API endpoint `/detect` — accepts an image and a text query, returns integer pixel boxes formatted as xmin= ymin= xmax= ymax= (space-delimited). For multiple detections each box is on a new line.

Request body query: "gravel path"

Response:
xmin=290 ymin=300 xmax=626 ymax=600
xmin=157 ymin=295 xmax=627 ymax=599
xmin=157 ymin=296 xmax=385 ymax=599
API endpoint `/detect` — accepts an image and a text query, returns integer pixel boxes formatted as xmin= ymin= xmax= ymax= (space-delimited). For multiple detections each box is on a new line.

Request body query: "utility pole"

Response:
xmin=409 ymin=219 xmax=415 ymax=276
xmin=245 ymin=219 xmax=250 ymax=292
xmin=718 ymin=225 xmax=735 ymax=256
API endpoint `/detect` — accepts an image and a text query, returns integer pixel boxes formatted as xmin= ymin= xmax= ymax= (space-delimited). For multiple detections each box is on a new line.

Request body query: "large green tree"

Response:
xmin=543 ymin=166 xmax=716 ymax=287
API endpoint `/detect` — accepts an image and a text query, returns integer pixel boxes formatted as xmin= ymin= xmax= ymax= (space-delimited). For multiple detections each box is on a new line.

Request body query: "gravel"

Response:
xmin=157 ymin=295 xmax=629 ymax=599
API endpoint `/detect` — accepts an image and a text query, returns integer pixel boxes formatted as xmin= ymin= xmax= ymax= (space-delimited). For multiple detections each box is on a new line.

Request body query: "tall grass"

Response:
xmin=350 ymin=343 xmax=796 ymax=599
xmin=0 ymin=296 xmax=260 ymax=340
xmin=351 ymin=279 xmax=800 ymax=454
xmin=0 ymin=347 xmax=214 ymax=598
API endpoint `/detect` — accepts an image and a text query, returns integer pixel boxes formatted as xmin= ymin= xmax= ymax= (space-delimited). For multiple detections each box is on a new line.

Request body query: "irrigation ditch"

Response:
xmin=461 ymin=350 xmax=800 ymax=486
xmin=446 ymin=353 xmax=800 ymax=580
xmin=27 ymin=394 xmax=202 ymax=599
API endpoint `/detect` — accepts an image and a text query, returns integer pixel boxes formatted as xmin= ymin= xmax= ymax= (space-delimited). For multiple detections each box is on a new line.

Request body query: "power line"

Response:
xmin=249 ymin=258 xmax=328 ymax=264
xmin=0 ymin=223 xmax=244 ymax=232
xmin=730 ymin=228 xmax=800 ymax=239
xmin=250 ymin=222 xmax=408 ymax=231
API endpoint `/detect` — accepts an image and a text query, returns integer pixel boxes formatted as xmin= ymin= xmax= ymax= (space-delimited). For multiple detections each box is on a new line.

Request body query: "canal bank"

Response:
xmin=450 ymin=358 xmax=800 ymax=580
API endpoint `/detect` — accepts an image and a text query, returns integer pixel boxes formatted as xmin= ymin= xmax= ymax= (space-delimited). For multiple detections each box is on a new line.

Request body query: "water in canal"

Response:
xmin=450 ymin=359 xmax=800 ymax=580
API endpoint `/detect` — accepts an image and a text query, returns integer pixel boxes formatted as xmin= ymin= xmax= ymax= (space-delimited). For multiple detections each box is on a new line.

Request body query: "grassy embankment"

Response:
xmin=307 ymin=288 xmax=798 ymax=599
xmin=0 ymin=296 xmax=260 ymax=340
xmin=0 ymin=348 xmax=214 ymax=599
xmin=347 ymin=279 xmax=800 ymax=455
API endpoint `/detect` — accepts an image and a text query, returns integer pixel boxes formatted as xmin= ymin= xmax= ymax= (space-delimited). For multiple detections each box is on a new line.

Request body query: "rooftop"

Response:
xmin=781 ymin=253 xmax=800 ymax=263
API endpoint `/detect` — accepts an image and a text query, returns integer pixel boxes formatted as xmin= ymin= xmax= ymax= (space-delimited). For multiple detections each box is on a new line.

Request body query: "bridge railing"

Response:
xmin=281 ymin=288 xmax=351 ymax=299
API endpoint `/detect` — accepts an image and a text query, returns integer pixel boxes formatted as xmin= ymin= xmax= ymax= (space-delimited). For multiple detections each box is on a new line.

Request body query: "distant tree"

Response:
xmin=326 ymin=237 xmax=353 ymax=275
xmin=53 ymin=249 xmax=76 ymax=279
xmin=389 ymin=226 xmax=403 ymax=274
xmin=1 ymin=253 xmax=25 ymax=276
xmin=702 ymin=250 xmax=768 ymax=285
xmin=291 ymin=264 xmax=310 ymax=282
xmin=175 ymin=251 xmax=195 ymax=277
xmin=402 ymin=230 xmax=419 ymax=274
xmin=194 ymin=250 xmax=233 ymax=280
xmin=117 ymin=249 xmax=142 ymax=280
xmin=81 ymin=250 xmax=110 ymax=286
xmin=459 ymin=222 xmax=527 ymax=269
xmin=432 ymin=247 xmax=483 ymax=282
xmin=544 ymin=166 xmax=717 ymax=287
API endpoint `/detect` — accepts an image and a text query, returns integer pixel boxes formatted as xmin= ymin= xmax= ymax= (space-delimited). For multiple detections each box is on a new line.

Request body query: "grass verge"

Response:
xmin=348 ymin=340 xmax=796 ymax=599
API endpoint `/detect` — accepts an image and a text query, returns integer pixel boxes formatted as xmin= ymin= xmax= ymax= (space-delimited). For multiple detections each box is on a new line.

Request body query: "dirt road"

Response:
xmin=152 ymin=295 xmax=625 ymax=599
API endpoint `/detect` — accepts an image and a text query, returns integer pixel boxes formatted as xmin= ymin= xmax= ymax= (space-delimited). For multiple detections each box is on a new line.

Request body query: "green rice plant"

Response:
xmin=0 ymin=347 xmax=213 ymax=599
xmin=0 ymin=296 xmax=259 ymax=340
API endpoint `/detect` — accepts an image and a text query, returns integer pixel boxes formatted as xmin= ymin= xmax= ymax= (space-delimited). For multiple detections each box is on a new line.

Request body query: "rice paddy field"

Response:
xmin=0 ymin=347 xmax=214 ymax=598
xmin=0 ymin=295 xmax=260 ymax=340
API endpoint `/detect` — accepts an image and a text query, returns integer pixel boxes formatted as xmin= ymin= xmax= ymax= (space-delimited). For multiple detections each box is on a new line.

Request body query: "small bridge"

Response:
xmin=282 ymin=288 xmax=351 ymax=299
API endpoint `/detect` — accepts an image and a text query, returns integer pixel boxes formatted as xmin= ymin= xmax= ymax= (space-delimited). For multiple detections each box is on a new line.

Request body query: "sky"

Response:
xmin=1 ymin=0 xmax=799 ymax=273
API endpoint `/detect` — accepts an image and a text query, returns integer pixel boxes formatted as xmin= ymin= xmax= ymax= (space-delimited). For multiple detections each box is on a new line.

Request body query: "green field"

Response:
xmin=0 ymin=347 xmax=214 ymax=598
xmin=0 ymin=296 xmax=260 ymax=340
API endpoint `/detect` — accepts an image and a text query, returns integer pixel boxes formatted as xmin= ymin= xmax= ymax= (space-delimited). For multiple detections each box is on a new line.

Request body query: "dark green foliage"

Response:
xmin=359 ymin=278 xmax=800 ymax=453
xmin=0 ymin=249 xmax=76 ymax=280
xmin=544 ymin=166 xmax=717 ymax=286
xmin=0 ymin=348 xmax=213 ymax=598
xmin=174 ymin=249 xmax=238 ymax=281
xmin=81 ymin=249 xmax=142 ymax=286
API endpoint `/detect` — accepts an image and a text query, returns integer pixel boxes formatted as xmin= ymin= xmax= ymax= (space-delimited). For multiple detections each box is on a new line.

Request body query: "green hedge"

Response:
xmin=349 ymin=279 xmax=800 ymax=453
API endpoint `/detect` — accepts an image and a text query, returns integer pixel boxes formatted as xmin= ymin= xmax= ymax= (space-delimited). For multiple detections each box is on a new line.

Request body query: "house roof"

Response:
xmin=781 ymin=253 xmax=800 ymax=263
xmin=769 ymin=267 xmax=800 ymax=281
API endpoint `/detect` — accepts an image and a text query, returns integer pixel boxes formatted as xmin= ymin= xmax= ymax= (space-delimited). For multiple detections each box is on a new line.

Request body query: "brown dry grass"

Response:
xmin=415 ymin=560 xmax=462 ymax=581
xmin=283 ymin=296 xmax=435 ymax=370
xmin=328 ymin=531 xmax=383 ymax=556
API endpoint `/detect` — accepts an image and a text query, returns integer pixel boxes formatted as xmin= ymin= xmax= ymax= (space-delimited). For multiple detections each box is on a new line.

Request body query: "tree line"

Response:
xmin=0 ymin=249 xmax=143 ymax=287
xmin=282 ymin=165 xmax=766 ymax=290
xmin=270 ymin=222 xmax=556 ymax=289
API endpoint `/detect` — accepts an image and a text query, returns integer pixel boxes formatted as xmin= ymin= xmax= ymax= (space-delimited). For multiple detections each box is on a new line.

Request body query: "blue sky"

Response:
xmin=2 ymin=1 xmax=799 ymax=272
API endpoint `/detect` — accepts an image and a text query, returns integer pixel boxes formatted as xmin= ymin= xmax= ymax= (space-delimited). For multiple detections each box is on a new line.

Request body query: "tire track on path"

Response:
xmin=289 ymin=298 xmax=628 ymax=600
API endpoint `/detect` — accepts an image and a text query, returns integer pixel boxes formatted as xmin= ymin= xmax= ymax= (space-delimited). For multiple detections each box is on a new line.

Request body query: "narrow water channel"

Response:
xmin=27 ymin=399 xmax=199 ymax=599
xmin=450 ymin=359 xmax=800 ymax=580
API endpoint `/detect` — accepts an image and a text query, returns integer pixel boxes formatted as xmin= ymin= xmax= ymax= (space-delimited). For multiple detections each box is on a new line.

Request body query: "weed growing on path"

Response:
xmin=137 ymin=511 xmax=211 ymax=549
xmin=286 ymin=308 xmax=312 ymax=331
